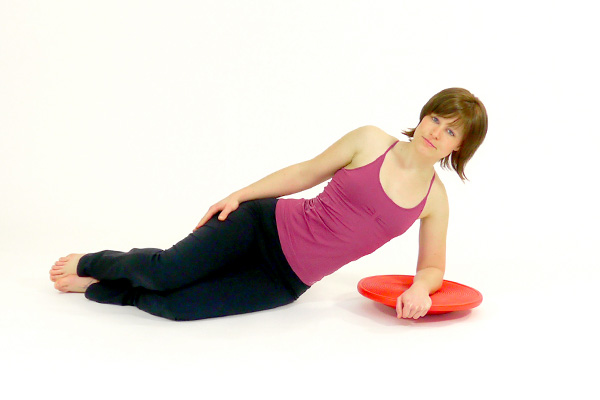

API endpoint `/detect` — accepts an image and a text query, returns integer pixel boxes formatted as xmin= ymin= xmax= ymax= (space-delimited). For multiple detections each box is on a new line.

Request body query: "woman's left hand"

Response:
xmin=396 ymin=286 xmax=432 ymax=319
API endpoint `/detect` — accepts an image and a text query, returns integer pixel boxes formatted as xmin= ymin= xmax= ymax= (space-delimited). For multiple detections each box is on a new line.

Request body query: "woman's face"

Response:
xmin=413 ymin=114 xmax=463 ymax=159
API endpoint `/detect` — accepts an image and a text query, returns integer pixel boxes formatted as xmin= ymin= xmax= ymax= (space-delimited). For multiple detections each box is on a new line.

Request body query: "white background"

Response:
xmin=1 ymin=0 xmax=597 ymax=397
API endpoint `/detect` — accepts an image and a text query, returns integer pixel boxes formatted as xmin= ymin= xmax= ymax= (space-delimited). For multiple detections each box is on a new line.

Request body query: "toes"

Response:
xmin=55 ymin=277 xmax=74 ymax=292
xmin=49 ymin=268 xmax=68 ymax=282
xmin=54 ymin=276 xmax=91 ymax=293
xmin=54 ymin=279 xmax=66 ymax=292
xmin=50 ymin=254 xmax=83 ymax=282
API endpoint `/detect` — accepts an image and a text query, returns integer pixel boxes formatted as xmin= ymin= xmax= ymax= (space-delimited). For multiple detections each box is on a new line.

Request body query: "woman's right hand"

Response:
xmin=194 ymin=194 xmax=241 ymax=231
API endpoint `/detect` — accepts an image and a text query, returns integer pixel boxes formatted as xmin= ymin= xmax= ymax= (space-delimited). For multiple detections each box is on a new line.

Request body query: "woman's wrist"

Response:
xmin=411 ymin=267 xmax=444 ymax=294
xmin=231 ymin=188 xmax=250 ymax=203
xmin=408 ymin=281 xmax=431 ymax=295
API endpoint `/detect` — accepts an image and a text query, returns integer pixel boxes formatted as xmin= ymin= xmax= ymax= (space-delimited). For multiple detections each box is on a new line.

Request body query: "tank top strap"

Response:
xmin=374 ymin=141 xmax=400 ymax=168
xmin=384 ymin=140 xmax=400 ymax=155
xmin=425 ymin=172 xmax=436 ymax=197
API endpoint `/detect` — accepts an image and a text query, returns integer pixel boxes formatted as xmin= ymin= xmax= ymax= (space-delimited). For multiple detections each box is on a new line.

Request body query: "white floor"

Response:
xmin=2 ymin=249 xmax=595 ymax=398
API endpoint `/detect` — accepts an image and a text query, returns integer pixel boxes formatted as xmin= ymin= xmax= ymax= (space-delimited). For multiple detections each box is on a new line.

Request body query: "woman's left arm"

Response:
xmin=396 ymin=185 xmax=449 ymax=319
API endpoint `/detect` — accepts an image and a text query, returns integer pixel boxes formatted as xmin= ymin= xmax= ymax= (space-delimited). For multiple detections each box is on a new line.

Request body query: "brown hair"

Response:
xmin=402 ymin=88 xmax=488 ymax=181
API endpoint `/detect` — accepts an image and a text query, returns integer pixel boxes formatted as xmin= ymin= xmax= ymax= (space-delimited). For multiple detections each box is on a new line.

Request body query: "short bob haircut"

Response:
xmin=402 ymin=88 xmax=488 ymax=181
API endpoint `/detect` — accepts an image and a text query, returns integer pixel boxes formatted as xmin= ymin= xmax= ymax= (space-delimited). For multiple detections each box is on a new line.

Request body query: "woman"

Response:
xmin=50 ymin=87 xmax=488 ymax=321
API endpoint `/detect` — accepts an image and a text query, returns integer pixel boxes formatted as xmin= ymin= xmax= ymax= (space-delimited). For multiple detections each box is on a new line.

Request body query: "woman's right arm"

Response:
xmin=194 ymin=125 xmax=375 ymax=230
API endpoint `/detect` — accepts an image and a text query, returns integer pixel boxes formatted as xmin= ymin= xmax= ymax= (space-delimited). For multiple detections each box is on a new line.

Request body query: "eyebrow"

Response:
xmin=434 ymin=113 xmax=463 ymax=129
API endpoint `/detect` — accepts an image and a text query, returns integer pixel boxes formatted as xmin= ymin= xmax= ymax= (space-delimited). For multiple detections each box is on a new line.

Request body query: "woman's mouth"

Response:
xmin=424 ymin=138 xmax=437 ymax=149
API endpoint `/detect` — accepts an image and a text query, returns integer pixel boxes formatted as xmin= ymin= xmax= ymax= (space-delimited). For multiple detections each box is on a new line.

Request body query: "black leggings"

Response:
xmin=78 ymin=198 xmax=309 ymax=321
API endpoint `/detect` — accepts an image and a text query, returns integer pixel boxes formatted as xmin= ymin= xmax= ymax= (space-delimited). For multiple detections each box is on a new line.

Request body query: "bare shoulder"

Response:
xmin=353 ymin=125 xmax=397 ymax=146
xmin=303 ymin=125 xmax=399 ymax=183
xmin=345 ymin=125 xmax=400 ymax=169
xmin=420 ymin=174 xmax=450 ymax=220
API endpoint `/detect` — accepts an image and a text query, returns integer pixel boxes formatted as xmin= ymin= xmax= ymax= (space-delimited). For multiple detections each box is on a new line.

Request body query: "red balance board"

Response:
xmin=358 ymin=275 xmax=482 ymax=315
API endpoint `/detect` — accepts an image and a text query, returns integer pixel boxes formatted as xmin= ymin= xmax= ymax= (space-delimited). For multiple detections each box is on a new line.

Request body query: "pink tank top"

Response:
xmin=275 ymin=141 xmax=435 ymax=285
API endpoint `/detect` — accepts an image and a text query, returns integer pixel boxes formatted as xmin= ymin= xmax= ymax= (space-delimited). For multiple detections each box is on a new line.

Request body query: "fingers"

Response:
xmin=216 ymin=204 xmax=233 ymax=222
xmin=194 ymin=206 xmax=219 ymax=231
xmin=194 ymin=201 xmax=239 ymax=231
xmin=217 ymin=208 xmax=230 ymax=221
xmin=397 ymin=298 xmax=430 ymax=320
xmin=401 ymin=303 xmax=418 ymax=319
xmin=217 ymin=201 xmax=239 ymax=222
xmin=194 ymin=215 xmax=210 ymax=231
xmin=400 ymin=305 xmax=426 ymax=319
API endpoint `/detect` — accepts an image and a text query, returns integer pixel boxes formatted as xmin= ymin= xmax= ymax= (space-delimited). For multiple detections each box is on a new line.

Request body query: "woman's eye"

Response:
xmin=447 ymin=129 xmax=455 ymax=136
xmin=432 ymin=116 xmax=439 ymax=123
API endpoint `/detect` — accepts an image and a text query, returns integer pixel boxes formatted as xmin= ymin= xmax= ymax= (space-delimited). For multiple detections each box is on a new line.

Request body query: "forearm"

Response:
xmin=234 ymin=161 xmax=323 ymax=203
xmin=195 ymin=160 xmax=331 ymax=230
xmin=410 ymin=267 xmax=444 ymax=295
xmin=231 ymin=128 xmax=366 ymax=203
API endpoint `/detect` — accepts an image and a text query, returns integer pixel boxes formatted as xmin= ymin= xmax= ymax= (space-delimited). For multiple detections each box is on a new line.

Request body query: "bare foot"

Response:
xmin=49 ymin=253 xmax=86 ymax=282
xmin=55 ymin=275 xmax=98 ymax=293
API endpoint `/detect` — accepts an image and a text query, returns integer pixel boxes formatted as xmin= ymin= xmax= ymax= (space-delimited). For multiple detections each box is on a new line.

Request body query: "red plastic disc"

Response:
xmin=357 ymin=275 xmax=482 ymax=315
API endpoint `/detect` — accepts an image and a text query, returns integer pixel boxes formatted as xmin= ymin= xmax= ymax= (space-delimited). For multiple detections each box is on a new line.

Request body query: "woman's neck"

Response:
xmin=394 ymin=141 xmax=436 ymax=176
